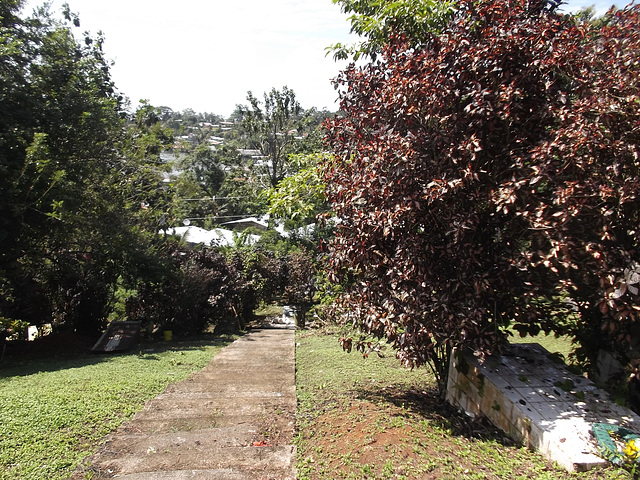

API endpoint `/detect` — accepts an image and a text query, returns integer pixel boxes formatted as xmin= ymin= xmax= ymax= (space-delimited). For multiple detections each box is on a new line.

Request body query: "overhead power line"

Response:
xmin=180 ymin=196 xmax=245 ymax=201
xmin=182 ymin=214 xmax=266 ymax=220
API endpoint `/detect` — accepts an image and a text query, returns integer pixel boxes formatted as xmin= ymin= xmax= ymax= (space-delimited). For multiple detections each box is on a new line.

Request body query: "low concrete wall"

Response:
xmin=446 ymin=343 xmax=640 ymax=472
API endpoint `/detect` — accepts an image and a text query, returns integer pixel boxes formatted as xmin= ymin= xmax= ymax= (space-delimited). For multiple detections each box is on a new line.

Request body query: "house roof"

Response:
xmin=221 ymin=216 xmax=269 ymax=232
xmin=163 ymin=226 xmax=260 ymax=246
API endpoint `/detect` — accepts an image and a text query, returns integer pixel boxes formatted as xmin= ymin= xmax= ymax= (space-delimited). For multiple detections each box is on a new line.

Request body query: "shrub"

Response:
xmin=128 ymin=245 xmax=238 ymax=336
xmin=323 ymin=0 xmax=640 ymax=394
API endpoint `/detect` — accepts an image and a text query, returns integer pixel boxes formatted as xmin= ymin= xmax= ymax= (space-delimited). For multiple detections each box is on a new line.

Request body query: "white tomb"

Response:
xmin=446 ymin=343 xmax=640 ymax=472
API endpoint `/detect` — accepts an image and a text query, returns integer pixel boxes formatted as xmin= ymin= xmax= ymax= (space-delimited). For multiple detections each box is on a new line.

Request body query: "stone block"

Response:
xmin=446 ymin=344 xmax=640 ymax=472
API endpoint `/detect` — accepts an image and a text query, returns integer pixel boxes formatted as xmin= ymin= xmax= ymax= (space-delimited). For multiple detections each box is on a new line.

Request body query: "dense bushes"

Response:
xmin=0 ymin=3 xmax=324 ymax=343
xmin=122 ymin=239 xmax=317 ymax=337
xmin=125 ymin=245 xmax=237 ymax=336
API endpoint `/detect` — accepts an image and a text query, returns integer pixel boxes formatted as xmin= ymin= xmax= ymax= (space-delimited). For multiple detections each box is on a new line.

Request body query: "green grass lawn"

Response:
xmin=0 ymin=325 xmax=628 ymax=480
xmin=295 ymin=328 xmax=631 ymax=479
xmin=0 ymin=335 xmax=235 ymax=480
xmin=509 ymin=330 xmax=576 ymax=361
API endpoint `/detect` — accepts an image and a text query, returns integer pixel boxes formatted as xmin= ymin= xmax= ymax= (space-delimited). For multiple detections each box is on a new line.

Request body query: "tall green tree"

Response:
xmin=267 ymin=153 xmax=327 ymax=228
xmin=118 ymin=102 xmax=176 ymax=236
xmin=0 ymin=4 xmax=177 ymax=334
xmin=0 ymin=2 xmax=127 ymax=330
xmin=235 ymin=86 xmax=307 ymax=188
xmin=178 ymin=144 xmax=225 ymax=196
xmin=215 ymin=168 xmax=268 ymax=220
xmin=328 ymin=0 xmax=455 ymax=60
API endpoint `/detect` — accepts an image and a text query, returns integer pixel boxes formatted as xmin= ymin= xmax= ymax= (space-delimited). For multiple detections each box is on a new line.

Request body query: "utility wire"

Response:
xmin=183 ymin=214 xmax=266 ymax=220
xmin=180 ymin=196 xmax=245 ymax=201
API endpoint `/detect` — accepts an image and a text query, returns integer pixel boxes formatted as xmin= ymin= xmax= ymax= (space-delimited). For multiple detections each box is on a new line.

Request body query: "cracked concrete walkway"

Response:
xmin=71 ymin=328 xmax=296 ymax=480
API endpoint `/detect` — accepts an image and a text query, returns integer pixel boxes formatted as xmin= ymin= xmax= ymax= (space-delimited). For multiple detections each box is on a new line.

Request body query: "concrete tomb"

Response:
xmin=446 ymin=343 xmax=640 ymax=472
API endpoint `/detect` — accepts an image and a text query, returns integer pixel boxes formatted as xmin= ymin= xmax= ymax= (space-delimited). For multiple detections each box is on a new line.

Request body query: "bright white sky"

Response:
xmin=23 ymin=0 xmax=620 ymax=117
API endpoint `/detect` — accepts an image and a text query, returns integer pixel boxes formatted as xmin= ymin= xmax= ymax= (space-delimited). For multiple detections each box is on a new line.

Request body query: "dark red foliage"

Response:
xmin=323 ymin=0 xmax=640 ymax=389
xmin=129 ymin=245 xmax=241 ymax=336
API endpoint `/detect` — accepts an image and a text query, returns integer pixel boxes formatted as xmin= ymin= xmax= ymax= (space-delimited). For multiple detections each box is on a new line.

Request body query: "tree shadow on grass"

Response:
xmin=352 ymin=383 xmax=518 ymax=447
xmin=0 ymin=333 xmax=239 ymax=378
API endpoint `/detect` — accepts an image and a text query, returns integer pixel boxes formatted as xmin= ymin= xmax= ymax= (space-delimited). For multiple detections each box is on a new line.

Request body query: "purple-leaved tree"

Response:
xmin=323 ymin=0 xmax=640 ymax=394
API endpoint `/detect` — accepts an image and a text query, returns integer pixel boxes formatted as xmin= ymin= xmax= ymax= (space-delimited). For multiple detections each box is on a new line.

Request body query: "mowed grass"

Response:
xmin=295 ymin=328 xmax=631 ymax=480
xmin=0 ymin=335 xmax=235 ymax=480
xmin=508 ymin=327 xmax=575 ymax=358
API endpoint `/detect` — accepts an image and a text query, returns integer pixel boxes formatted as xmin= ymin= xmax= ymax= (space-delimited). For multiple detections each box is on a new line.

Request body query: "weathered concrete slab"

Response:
xmin=110 ymin=470 xmax=248 ymax=480
xmin=140 ymin=395 xmax=295 ymax=413
xmin=132 ymin=403 xmax=293 ymax=421
xmin=92 ymin=321 xmax=141 ymax=352
xmin=163 ymin=381 xmax=294 ymax=395
xmin=71 ymin=328 xmax=296 ymax=480
xmin=155 ymin=387 xmax=296 ymax=399
xmin=118 ymin=414 xmax=295 ymax=436
xmin=447 ymin=343 xmax=640 ymax=472
xmin=187 ymin=371 xmax=293 ymax=383
xmin=101 ymin=428 xmax=260 ymax=455
xmin=97 ymin=445 xmax=295 ymax=473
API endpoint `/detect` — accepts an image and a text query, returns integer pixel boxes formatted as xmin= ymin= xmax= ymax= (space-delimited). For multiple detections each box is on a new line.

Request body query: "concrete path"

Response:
xmin=71 ymin=328 xmax=296 ymax=480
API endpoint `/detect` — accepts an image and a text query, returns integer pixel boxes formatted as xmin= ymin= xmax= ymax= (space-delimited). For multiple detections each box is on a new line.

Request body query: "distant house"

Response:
xmin=221 ymin=215 xmax=318 ymax=238
xmin=237 ymin=149 xmax=264 ymax=159
xmin=221 ymin=216 xmax=268 ymax=232
xmin=162 ymin=226 xmax=260 ymax=247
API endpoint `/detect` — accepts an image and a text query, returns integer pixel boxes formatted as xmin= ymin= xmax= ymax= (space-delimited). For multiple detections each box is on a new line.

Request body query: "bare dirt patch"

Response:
xmin=301 ymin=394 xmax=556 ymax=479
